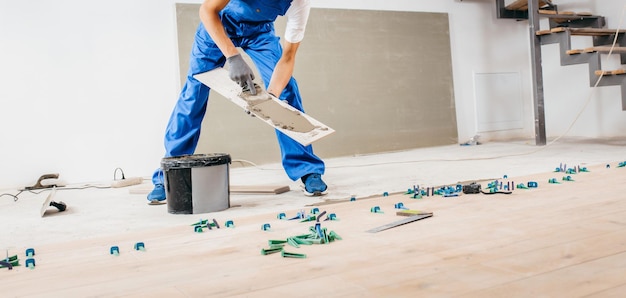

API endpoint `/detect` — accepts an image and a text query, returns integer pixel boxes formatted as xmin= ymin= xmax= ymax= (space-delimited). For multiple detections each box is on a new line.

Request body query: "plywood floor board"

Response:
xmin=3 ymin=163 xmax=626 ymax=296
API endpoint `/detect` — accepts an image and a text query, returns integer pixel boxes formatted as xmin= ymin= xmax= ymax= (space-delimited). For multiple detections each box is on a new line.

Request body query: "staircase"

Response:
xmin=495 ymin=0 xmax=626 ymax=145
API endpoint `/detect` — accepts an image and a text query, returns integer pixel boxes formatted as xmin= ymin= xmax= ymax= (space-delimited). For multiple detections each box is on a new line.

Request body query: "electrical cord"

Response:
xmin=0 ymin=185 xmax=113 ymax=202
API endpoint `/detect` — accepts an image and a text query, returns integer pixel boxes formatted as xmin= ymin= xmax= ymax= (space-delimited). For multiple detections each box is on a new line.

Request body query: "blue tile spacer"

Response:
xmin=25 ymin=258 xmax=35 ymax=269
xmin=225 ymin=220 xmax=234 ymax=228
xmin=110 ymin=246 xmax=120 ymax=256
xmin=277 ymin=212 xmax=286 ymax=220
xmin=503 ymin=174 xmax=508 ymax=179
xmin=527 ymin=181 xmax=538 ymax=188
xmin=134 ymin=242 xmax=145 ymax=251
xmin=288 ymin=210 xmax=305 ymax=220
xmin=350 ymin=196 xmax=356 ymax=201
xmin=548 ymin=178 xmax=560 ymax=184
xmin=563 ymin=176 xmax=574 ymax=182
xmin=310 ymin=208 xmax=319 ymax=214
xmin=262 ymin=223 xmax=271 ymax=231
xmin=370 ymin=206 xmax=383 ymax=213
xmin=383 ymin=192 xmax=389 ymax=197
xmin=326 ymin=213 xmax=337 ymax=221
xmin=394 ymin=202 xmax=408 ymax=210
xmin=25 ymin=248 xmax=35 ymax=257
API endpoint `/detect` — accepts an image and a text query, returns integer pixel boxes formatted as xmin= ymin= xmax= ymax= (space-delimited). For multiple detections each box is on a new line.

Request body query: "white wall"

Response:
xmin=1 ymin=0 xmax=624 ymax=189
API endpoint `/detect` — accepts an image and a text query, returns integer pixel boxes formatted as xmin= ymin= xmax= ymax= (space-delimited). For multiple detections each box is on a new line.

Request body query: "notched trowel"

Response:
xmin=40 ymin=187 xmax=67 ymax=217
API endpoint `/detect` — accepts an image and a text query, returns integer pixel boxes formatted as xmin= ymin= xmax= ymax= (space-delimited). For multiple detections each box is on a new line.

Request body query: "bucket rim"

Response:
xmin=161 ymin=153 xmax=231 ymax=170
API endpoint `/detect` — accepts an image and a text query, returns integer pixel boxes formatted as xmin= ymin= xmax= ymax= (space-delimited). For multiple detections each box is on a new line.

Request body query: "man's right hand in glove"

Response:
xmin=227 ymin=54 xmax=256 ymax=95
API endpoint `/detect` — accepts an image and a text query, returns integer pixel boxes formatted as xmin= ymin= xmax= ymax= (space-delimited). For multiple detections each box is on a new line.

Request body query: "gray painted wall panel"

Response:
xmin=175 ymin=5 xmax=457 ymax=166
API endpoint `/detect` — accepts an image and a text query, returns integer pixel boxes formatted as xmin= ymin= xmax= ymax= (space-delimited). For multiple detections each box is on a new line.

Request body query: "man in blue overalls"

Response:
xmin=148 ymin=0 xmax=327 ymax=202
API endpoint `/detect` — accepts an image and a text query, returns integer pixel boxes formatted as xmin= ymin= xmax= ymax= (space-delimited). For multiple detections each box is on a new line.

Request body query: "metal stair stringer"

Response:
xmin=540 ymin=30 xmax=626 ymax=110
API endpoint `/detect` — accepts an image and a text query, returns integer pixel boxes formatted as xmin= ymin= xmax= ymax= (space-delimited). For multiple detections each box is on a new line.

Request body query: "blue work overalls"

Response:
xmin=152 ymin=0 xmax=325 ymax=185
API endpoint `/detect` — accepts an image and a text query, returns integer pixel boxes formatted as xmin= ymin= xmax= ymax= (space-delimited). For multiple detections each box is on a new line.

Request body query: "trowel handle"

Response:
xmin=49 ymin=201 xmax=67 ymax=212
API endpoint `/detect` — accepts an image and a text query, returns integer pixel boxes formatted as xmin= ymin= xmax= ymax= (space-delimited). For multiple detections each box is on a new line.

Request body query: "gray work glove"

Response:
xmin=227 ymin=54 xmax=256 ymax=95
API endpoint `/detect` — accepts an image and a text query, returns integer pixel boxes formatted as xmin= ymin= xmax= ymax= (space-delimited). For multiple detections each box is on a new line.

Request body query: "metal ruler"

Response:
xmin=366 ymin=213 xmax=433 ymax=233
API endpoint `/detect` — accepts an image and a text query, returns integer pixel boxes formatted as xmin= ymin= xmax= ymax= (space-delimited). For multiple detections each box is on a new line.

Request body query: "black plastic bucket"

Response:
xmin=161 ymin=153 xmax=231 ymax=214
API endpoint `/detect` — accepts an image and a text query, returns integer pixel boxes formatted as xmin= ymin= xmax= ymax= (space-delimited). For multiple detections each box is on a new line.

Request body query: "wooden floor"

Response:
xmin=3 ymin=163 xmax=626 ymax=297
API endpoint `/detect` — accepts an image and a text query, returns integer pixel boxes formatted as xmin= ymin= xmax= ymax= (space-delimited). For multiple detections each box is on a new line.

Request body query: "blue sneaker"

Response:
xmin=302 ymin=174 xmax=327 ymax=196
xmin=147 ymin=184 xmax=166 ymax=204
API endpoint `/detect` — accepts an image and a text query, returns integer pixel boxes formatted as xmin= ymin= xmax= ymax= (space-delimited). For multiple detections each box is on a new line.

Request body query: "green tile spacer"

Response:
xmin=619 ymin=161 xmax=626 ymax=168
xmin=25 ymin=258 xmax=35 ymax=269
xmin=405 ymin=188 xmax=414 ymax=194
xmin=0 ymin=255 xmax=19 ymax=269
xmin=261 ymin=247 xmax=283 ymax=255
xmin=190 ymin=219 xmax=208 ymax=226
xmin=225 ymin=220 xmax=235 ymax=228
xmin=300 ymin=215 xmax=317 ymax=222
xmin=370 ymin=206 xmax=383 ymax=213
xmin=25 ymin=248 xmax=35 ymax=257
xmin=5 ymin=255 xmax=18 ymax=262
xmin=281 ymin=251 xmax=307 ymax=259
xmin=286 ymin=237 xmax=300 ymax=248
xmin=516 ymin=183 xmax=528 ymax=189
xmin=322 ymin=227 xmax=329 ymax=244
xmin=268 ymin=239 xmax=288 ymax=245
xmin=194 ymin=225 xmax=203 ymax=233
xmin=329 ymin=230 xmax=342 ymax=241
xmin=292 ymin=237 xmax=313 ymax=245
xmin=134 ymin=242 xmax=146 ymax=251
xmin=562 ymin=176 xmax=574 ymax=182
xmin=110 ymin=246 xmax=120 ymax=256
xmin=548 ymin=178 xmax=560 ymax=184
xmin=566 ymin=168 xmax=577 ymax=174
xmin=412 ymin=193 xmax=422 ymax=199
xmin=580 ymin=167 xmax=590 ymax=172
xmin=269 ymin=243 xmax=285 ymax=250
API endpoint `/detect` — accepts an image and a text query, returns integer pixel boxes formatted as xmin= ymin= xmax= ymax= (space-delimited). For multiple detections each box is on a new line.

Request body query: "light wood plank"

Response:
xmin=3 ymin=164 xmax=626 ymax=296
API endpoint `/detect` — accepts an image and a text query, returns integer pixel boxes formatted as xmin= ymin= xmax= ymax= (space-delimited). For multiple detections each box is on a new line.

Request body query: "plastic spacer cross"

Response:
xmin=134 ymin=242 xmax=145 ymax=251
xmin=25 ymin=248 xmax=35 ymax=257
xmin=548 ymin=178 xmax=560 ymax=184
xmin=394 ymin=202 xmax=408 ymax=210
xmin=25 ymin=258 xmax=35 ymax=269
xmin=370 ymin=206 xmax=383 ymax=213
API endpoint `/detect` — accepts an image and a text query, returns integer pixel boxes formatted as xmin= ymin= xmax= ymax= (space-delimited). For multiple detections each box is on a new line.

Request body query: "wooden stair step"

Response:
xmin=537 ymin=27 xmax=626 ymax=37
xmin=506 ymin=0 xmax=549 ymax=11
xmin=595 ymin=69 xmax=626 ymax=76
xmin=586 ymin=46 xmax=626 ymax=53
xmin=569 ymin=28 xmax=626 ymax=36
xmin=567 ymin=47 xmax=626 ymax=55
xmin=536 ymin=27 xmax=566 ymax=35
